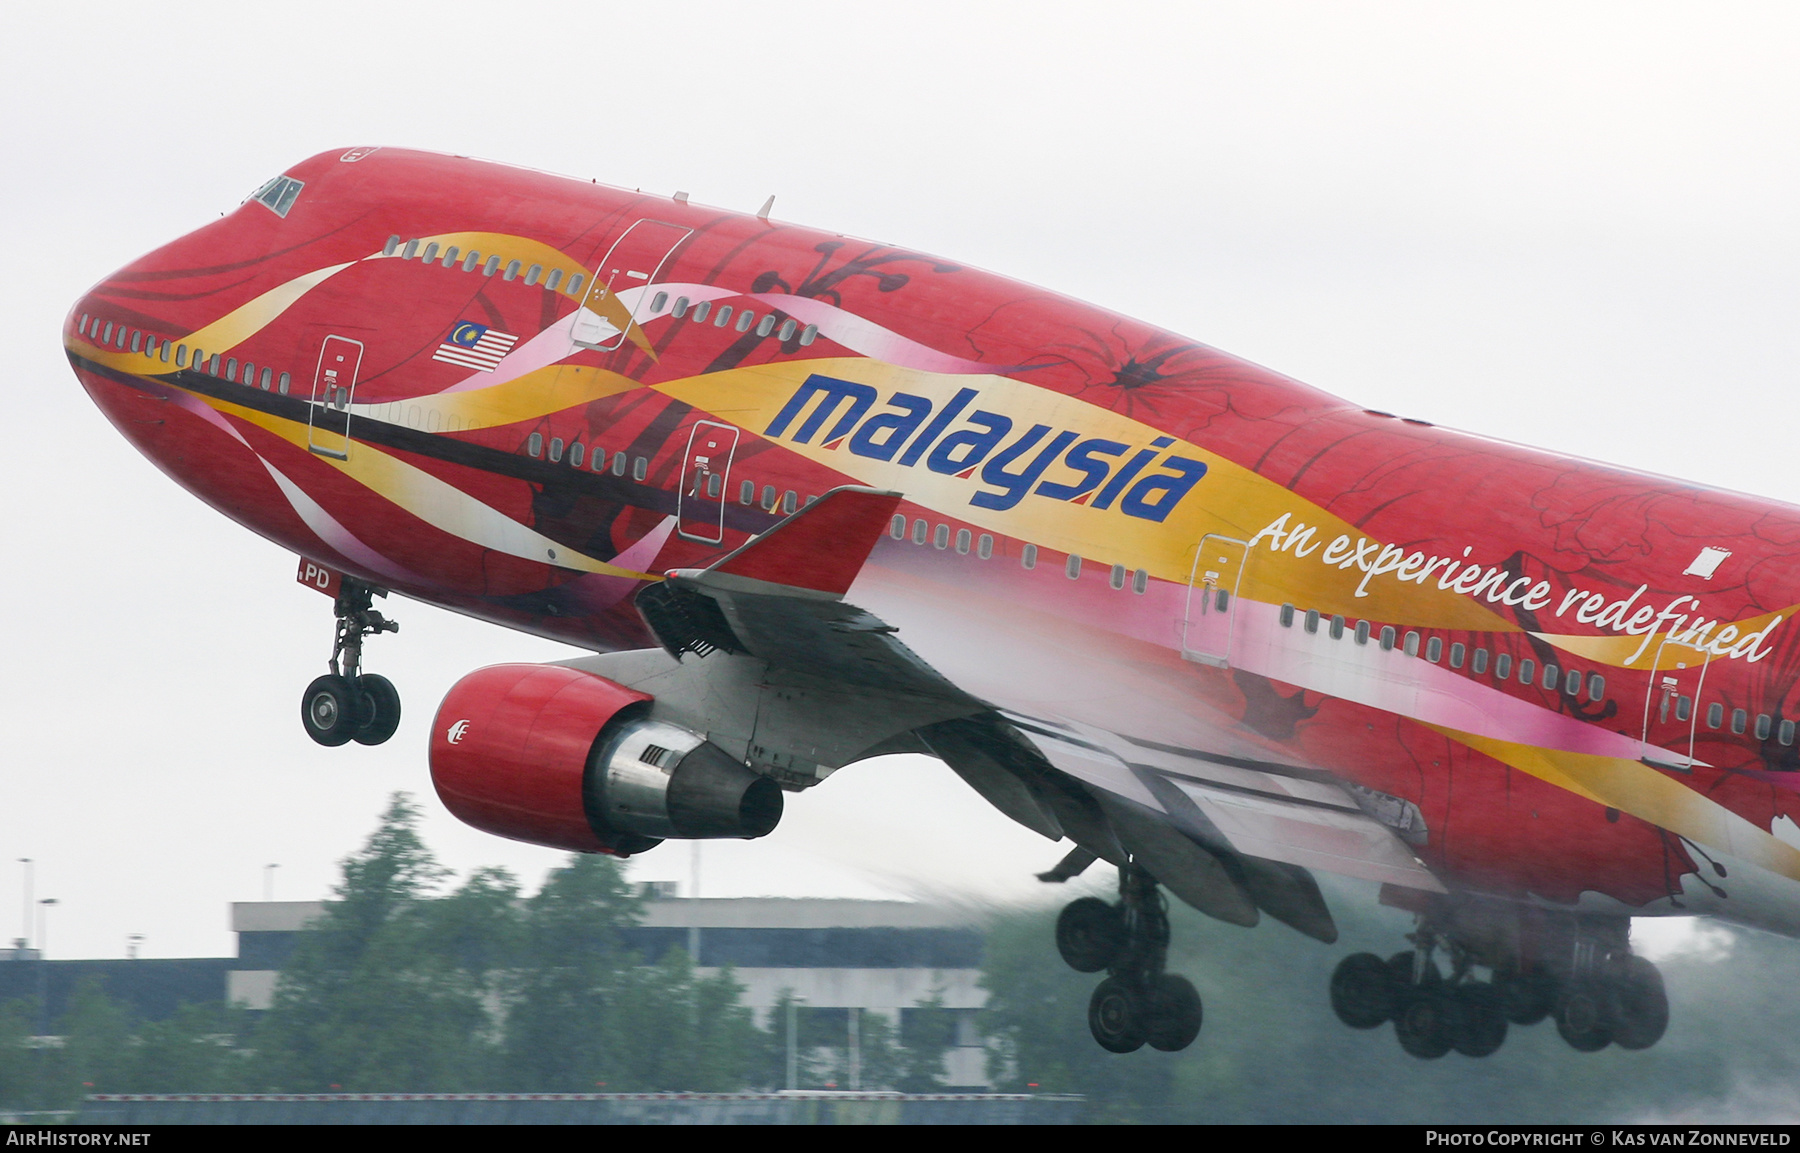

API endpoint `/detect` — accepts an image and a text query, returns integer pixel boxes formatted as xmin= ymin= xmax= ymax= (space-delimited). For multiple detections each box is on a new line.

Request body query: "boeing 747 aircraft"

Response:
xmin=66 ymin=148 xmax=1800 ymax=1059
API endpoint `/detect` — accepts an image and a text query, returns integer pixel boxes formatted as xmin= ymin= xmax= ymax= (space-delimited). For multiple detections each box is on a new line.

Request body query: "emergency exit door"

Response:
xmin=571 ymin=220 xmax=692 ymax=350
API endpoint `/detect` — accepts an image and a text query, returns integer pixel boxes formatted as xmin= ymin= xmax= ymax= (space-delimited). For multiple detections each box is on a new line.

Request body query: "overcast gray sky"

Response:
xmin=7 ymin=1 xmax=1800 ymax=961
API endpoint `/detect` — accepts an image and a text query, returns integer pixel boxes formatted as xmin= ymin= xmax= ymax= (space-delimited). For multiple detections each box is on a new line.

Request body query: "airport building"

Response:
xmin=1 ymin=895 xmax=995 ymax=1090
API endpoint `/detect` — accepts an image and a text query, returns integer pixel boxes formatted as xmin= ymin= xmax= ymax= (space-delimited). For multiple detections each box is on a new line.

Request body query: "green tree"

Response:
xmin=252 ymin=793 xmax=505 ymax=1091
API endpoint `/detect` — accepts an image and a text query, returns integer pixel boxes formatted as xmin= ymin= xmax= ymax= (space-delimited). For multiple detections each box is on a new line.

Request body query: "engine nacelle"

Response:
xmin=429 ymin=663 xmax=781 ymax=855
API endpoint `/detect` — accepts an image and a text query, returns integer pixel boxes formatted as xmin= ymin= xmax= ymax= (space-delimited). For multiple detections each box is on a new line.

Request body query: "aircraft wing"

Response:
xmin=627 ymin=486 xmax=1443 ymax=941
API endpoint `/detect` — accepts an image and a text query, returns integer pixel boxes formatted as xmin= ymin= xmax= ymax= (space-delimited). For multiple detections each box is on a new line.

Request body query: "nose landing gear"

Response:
xmin=301 ymin=576 xmax=401 ymax=747
xmin=1055 ymin=862 xmax=1203 ymax=1054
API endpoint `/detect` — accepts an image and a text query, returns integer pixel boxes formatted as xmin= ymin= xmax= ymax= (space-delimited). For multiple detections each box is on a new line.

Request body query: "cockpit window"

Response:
xmin=250 ymin=174 xmax=305 ymax=218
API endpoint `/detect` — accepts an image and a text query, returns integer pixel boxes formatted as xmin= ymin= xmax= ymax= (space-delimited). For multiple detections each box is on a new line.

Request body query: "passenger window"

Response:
xmin=1304 ymin=609 xmax=1320 ymax=634
xmin=1022 ymin=544 xmax=1038 ymax=570
xmin=483 ymin=256 xmax=501 ymax=276
xmin=958 ymin=529 xmax=972 ymax=555
xmin=568 ymin=274 xmax=585 ymax=295
xmin=707 ymin=474 xmax=723 ymax=499
xmin=933 ymin=524 xmax=949 ymax=550
xmin=160 ymin=341 xmax=170 ymax=364
xmin=612 ymin=452 xmax=628 ymax=476
xmin=693 ymin=301 xmax=712 ymax=323
xmin=1450 ymin=642 xmax=1465 ymax=669
xmin=1066 ymin=554 xmax=1082 ymax=579
xmin=1783 ymin=720 xmax=1796 ymax=747
xmin=980 ymin=535 xmax=995 ymax=560
xmin=1425 ymin=636 xmax=1442 ymax=662
xmin=243 ymin=362 xmax=255 ymax=383
xmin=403 ymin=240 xmax=420 ymax=259
xmin=549 ymin=437 xmax=564 ymax=463
xmin=462 ymin=252 xmax=480 ymax=272
xmin=1708 ymin=702 xmax=1724 ymax=729
xmin=912 ymin=518 xmax=928 ymax=544
xmin=1279 ymin=603 xmax=1295 ymax=627
xmin=208 ymin=355 xmax=220 ymax=375
xmin=525 ymin=264 xmax=542 ymax=286
xmin=890 ymin=514 xmax=906 ymax=540
xmin=1758 ymin=714 xmax=1773 ymax=740
xmin=423 ymin=243 xmax=440 ymax=264
xmin=504 ymin=260 xmax=522 ymax=281
xmin=527 ymin=433 xmax=543 ymax=458
xmin=778 ymin=318 xmax=797 ymax=342
xmin=177 ymin=344 xmax=188 ymax=367
xmin=1733 ymin=709 xmax=1748 ymax=735
xmin=279 ymin=372 xmax=291 ymax=395
xmin=783 ymin=491 xmax=797 ymax=514
xmin=1330 ymin=615 xmax=1345 ymax=640
xmin=103 ymin=321 xmax=114 ymax=344
xmin=632 ymin=457 xmax=648 ymax=482
xmin=1587 ymin=673 xmax=1604 ymax=701
xmin=1542 ymin=663 xmax=1558 ymax=690
xmin=1564 ymin=669 xmax=1581 ymax=695
xmin=130 ymin=331 xmax=143 ymax=353
xmin=1473 ymin=648 xmax=1489 ymax=675
xmin=443 ymin=246 xmax=459 ymax=266
xmin=226 ymin=358 xmax=238 ymax=381
xmin=756 ymin=314 xmax=776 ymax=337
xmin=652 ymin=291 xmax=668 ymax=312
xmin=384 ymin=236 xmax=401 ymax=256
xmin=799 ymin=323 xmax=818 ymax=346
xmin=570 ymin=443 xmax=585 ymax=467
xmin=1518 ymin=658 xmax=1534 ymax=685
xmin=742 ymin=480 xmax=756 ymax=505
xmin=546 ymin=269 xmax=563 ymax=292
xmin=1673 ymin=695 xmax=1691 ymax=722
xmin=1403 ymin=630 xmax=1420 ymax=656
xmin=673 ymin=296 xmax=690 ymax=318
xmin=78 ymin=314 xmax=89 ymax=335
xmin=1495 ymin=653 xmax=1512 ymax=679
xmin=735 ymin=310 xmax=755 ymax=333
xmin=1131 ymin=568 xmax=1146 ymax=593
xmin=764 ymin=485 xmax=779 ymax=511
xmin=1354 ymin=621 xmax=1371 ymax=646
xmin=714 ymin=306 xmax=733 ymax=328
xmin=1379 ymin=626 xmax=1396 ymax=651
xmin=143 ymin=336 xmax=157 ymax=358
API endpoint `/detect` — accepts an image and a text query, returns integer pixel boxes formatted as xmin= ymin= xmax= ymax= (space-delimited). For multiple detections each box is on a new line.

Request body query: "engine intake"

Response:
xmin=430 ymin=663 xmax=781 ymax=855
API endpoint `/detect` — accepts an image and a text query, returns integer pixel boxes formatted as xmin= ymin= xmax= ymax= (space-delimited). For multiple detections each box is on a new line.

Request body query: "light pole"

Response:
xmin=785 ymin=994 xmax=807 ymax=1091
xmin=35 ymin=899 xmax=57 ymax=1040
xmin=36 ymin=899 xmax=57 ymax=960
xmin=126 ymin=934 xmax=144 ymax=960
xmin=17 ymin=858 xmax=31 ymax=951
xmin=263 ymin=864 xmax=280 ymax=902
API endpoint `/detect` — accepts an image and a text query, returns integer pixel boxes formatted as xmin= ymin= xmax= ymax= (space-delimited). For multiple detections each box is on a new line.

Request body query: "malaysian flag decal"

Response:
xmin=432 ymin=321 xmax=518 ymax=372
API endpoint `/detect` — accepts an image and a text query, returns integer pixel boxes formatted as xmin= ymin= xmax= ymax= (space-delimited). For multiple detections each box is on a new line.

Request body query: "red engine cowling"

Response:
xmin=429 ymin=664 xmax=653 ymax=855
xmin=430 ymin=663 xmax=784 ymax=855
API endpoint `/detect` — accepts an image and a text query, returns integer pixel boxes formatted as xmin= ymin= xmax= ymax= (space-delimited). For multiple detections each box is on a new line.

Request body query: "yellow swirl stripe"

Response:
xmin=204 ymin=397 xmax=653 ymax=581
xmin=1436 ymin=725 xmax=1800 ymax=884
xmin=358 ymin=364 xmax=642 ymax=431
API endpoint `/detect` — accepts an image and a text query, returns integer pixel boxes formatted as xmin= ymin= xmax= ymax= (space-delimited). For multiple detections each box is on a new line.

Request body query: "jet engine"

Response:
xmin=429 ymin=663 xmax=782 ymax=855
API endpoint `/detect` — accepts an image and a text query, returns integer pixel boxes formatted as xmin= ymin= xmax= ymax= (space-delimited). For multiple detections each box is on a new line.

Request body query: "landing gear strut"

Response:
xmin=1055 ymin=862 xmax=1203 ymax=1054
xmin=301 ymin=576 xmax=401 ymax=747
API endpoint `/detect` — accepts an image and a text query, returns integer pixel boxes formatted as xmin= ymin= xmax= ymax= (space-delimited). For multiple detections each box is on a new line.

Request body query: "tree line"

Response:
xmin=6 ymin=792 xmax=1800 ymax=1121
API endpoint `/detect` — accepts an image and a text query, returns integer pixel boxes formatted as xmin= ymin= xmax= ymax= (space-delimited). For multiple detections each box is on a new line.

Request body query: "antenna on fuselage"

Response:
xmin=756 ymin=195 xmax=774 ymax=221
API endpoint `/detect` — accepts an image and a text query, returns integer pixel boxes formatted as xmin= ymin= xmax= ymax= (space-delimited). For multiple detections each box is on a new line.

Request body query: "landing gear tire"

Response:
xmin=1608 ymin=955 xmax=1668 ymax=1051
xmin=1089 ymin=976 xmax=1149 ymax=1054
xmin=1331 ymin=953 xmax=1398 ymax=1029
xmin=1555 ymin=980 xmax=1614 ymax=1052
xmin=352 ymin=674 xmax=402 ymax=746
xmin=1449 ymin=984 xmax=1508 ymax=1058
xmin=1146 ymin=974 xmax=1203 ymax=1052
xmin=302 ymin=675 xmax=363 ymax=747
xmin=1394 ymin=986 xmax=1454 ymax=1060
xmin=1057 ymin=897 xmax=1125 ymax=973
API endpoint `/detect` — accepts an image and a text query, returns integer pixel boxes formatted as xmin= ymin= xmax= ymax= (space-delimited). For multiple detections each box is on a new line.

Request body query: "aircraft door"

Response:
xmin=1182 ymin=534 xmax=1249 ymax=668
xmin=306 ymin=334 xmax=364 ymax=461
xmin=677 ymin=420 xmax=739 ymax=544
xmin=571 ymin=220 xmax=693 ymax=350
xmin=1640 ymin=637 xmax=1710 ymax=771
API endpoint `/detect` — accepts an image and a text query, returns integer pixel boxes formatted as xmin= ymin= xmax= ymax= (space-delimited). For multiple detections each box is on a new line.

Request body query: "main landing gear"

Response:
xmin=1055 ymin=862 xmax=1203 ymax=1054
xmin=301 ymin=576 xmax=402 ymax=748
xmin=1329 ymin=904 xmax=1668 ymax=1059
